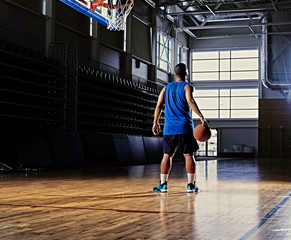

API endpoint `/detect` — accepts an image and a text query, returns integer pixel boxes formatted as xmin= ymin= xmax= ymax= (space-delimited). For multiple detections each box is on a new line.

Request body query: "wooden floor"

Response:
xmin=1 ymin=159 xmax=291 ymax=240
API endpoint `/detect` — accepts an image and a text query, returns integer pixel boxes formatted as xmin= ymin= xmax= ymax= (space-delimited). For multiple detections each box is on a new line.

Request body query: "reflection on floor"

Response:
xmin=0 ymin=158 xmax=291 ymax=240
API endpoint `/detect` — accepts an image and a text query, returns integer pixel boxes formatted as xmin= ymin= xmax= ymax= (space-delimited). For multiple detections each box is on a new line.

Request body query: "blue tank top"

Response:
xmin=163 ymin=81 xmax=194 ymax=135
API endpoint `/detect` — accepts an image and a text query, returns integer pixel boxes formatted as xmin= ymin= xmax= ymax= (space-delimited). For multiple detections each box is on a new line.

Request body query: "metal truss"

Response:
xmin=156 ymin=0 xmax=291 ymax=39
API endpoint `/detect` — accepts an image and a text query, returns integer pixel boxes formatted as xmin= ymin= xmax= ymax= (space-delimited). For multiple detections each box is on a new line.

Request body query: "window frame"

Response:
xmin=157 ymin=32 xmax=174 ymax=72
xmin=157 ymin=32 xmax=173 ymax=73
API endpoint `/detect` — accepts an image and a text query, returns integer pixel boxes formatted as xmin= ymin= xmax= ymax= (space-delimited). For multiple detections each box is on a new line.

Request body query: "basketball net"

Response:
xmin=90 ymin=0 xmax=134 ymax=31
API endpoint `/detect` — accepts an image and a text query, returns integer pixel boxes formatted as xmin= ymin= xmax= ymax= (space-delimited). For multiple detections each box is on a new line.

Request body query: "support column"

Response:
xmin=91 ymin=20 xmax=100 ymax=61
xmin=120 ymin=13 xmax=132 ymax=75
xmin=45 ymin=0 xmax=56 ymax=57
xmin=149 ymin=14 xmax=158 ymax=84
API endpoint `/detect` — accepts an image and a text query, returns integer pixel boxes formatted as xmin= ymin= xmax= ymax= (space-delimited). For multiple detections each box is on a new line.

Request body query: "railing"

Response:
xmin=0 ymin=27 xmax=43 ymax=54
xmin=79 ymin=57 xmax=167 ymax=90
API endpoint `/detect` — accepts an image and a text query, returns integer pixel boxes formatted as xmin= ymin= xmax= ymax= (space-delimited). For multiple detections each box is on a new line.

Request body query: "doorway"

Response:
xmin=196 ymin=129 xmax=218 ymax=157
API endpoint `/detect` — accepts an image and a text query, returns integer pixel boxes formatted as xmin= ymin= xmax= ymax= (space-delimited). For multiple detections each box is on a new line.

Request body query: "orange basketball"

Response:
xmin=193 ymin=124 xmax=211 ymax=142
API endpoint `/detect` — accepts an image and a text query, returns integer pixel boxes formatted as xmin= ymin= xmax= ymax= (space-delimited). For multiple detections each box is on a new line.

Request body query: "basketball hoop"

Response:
xmin=90 ymin=0 xmax=134 ymax=31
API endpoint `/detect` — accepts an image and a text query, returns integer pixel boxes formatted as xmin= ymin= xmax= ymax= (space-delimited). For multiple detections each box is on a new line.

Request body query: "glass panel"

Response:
xmin=182 ymin=49 xmax=188 ymax=64
xmin=202 ymin=110 xmax=218 ymax=118
xmin=220 ymin=60 xmax=230 ymax=71
xmin=231 ymin=50 xmax=258 ymax=58
xmin=162 ymin=35 xmax=167 ymax=44
xmin=169 ymin=39 xmax=172 ymax=50
xmin=220 ymin=89 xmax=230 ymax=96
xmin=231 ymin=110 xmax=258 ymax=118
xmin=197 ymin=142 xmax=206 ymax=156
xmin=193 ymin=72 xmax=219 ymax=81
xmin=161 ymin=48 xmax=167 ymax=60
xmin=193 ymin=60 xmax=219 ymax=72
xmin=220 ymin=51 xmax=230 ymax=58
xmin=220 ymin=97 xmax=230 ymax=109
xmin=231 ymin=89 xmax=258 ymax=96
xmin=194 ymin=90 xmax=219 ymax=97
xmin=195 ymin=98 xmax=218 ymax=109
xmin=231 ymin=97 xmax=258 ymax=109
xmin=160 ymin=60 xmax=167 ymax=71
xmin=231 ymin=59 xmax=258 ymax=71
xmin=192 ymin=51 xmax=219 ymax=60
xmin=220 ymin=110 xmax=230 ymax=118
xmin=208 ymin=129 xmax=218 ymax=156
xmin=220 ymin=72 xmax=230 ymax=80
xmin=231 ymin=71 xmax=258 ymax=80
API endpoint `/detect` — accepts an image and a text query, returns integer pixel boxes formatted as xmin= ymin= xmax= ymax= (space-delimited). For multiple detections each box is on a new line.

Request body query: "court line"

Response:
xmin=239 ymin=193 xmax=291 ymax=240
xmin=0 ymin=203 xmax=194 ymax=215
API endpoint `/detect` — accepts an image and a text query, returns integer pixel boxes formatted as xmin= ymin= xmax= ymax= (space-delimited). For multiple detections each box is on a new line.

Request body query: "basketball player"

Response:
xmin=152 ymin=63 xmax=205 ymax=193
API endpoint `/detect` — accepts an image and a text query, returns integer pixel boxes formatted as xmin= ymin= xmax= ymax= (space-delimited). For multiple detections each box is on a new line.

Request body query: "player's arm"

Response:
xmin=152 ymin=87 xmax=165 ymax=135
xmin=185 ymin=84 xmax=205 ymax=125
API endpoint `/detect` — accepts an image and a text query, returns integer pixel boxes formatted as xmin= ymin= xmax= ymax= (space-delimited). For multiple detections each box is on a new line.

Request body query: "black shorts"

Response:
xmin=163 ymin=134 xmax=199 ymax=155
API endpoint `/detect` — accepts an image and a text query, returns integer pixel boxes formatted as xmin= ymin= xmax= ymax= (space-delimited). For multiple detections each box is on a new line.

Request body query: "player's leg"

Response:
xmin=161 ymin=151 xmax=174 ymax=176
xmin=184 ymin=152 xmax=198 ymax=192
xmin=153 ymin=136 xmax=177 ymax=192
xmin=180 ymin=134 xmax=199 ymax=193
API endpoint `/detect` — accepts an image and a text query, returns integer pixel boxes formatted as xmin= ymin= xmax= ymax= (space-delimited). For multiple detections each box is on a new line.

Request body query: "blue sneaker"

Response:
xmin=153 ymin=181 xmax=167 ymax=193
xmin=187 ymin=181 xmax=199 ymax=193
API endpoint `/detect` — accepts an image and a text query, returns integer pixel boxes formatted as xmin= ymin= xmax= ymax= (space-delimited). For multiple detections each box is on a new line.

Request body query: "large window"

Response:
xmin=192 ymin=50 xmax=259 ymax=81
xmin=193 ymin=88 xmax=258 ymax=119
xmin=157 ymin=32 xmax=173 ymax=72
xmin=191 ymin=49 xmax=259 ymax=119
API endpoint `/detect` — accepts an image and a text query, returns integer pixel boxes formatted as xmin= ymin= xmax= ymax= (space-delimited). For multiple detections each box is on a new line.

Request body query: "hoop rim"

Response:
xmin=91 ymin=0 xmax=134 ymax=10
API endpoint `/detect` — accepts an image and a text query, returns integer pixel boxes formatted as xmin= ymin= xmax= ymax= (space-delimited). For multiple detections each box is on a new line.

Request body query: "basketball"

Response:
xmin=193 ymin=124 xmax=211 ymax=142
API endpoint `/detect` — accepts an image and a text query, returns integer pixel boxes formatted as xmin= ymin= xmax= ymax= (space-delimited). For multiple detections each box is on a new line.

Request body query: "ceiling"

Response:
xmin=155 ymin=0 xmax=291 ymax=39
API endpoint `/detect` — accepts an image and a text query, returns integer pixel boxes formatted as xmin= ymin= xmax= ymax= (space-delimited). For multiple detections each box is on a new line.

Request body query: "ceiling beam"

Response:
xmin=183 ymin=21 xmax=291 ymax=30
xmin=167 ymin=4 xmax=291 ymax=15
xmin=193 ymin=31 xmax=291 ymax=40
xmin=158 ymin=0 xmax=274 ymax=7
xmin=270 ymin=0 xmax=278 ymax=11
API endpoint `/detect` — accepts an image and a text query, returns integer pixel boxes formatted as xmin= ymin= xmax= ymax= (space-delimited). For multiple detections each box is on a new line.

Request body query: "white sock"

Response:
xmin=187 ymin=173 xmax=195 ymax=184
xmin=161 ymin=174 xmax=168 ymax=184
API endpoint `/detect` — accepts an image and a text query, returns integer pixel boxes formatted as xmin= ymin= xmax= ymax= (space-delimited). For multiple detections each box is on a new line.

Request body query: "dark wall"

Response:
xmin=56 ymin=1 xmax=90 ymax=35
xmin=259 ymin=99 xmax=291 ymax=158
xmin=0 ymin=128 xmax=163 ymax=167
xmin=55 ymin=24 xmax=91 ymax=58
xmin=131 ymin=17 xmax=152 ymax=62
xmin=13 ymin=0 xmax=43 ymax=13
xmin=99 ymin=24 xmax=124 ymax=50
xmin=99 ymin=44 xmax=120 ymax=69
xmin=0 ymin=1 xmax=45 ymax=47
xmin=132 ymin=0 xmax=153 ymax=24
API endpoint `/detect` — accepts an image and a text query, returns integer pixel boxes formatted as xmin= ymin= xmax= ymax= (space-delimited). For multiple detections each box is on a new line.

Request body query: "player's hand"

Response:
xmin=152 ymin=123 xmax=160 ymax=135
xmin=200 ymin=115 xmax=207 ymax=126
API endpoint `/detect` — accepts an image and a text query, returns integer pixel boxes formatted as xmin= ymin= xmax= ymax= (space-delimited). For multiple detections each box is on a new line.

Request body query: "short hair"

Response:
xmin=174 ymin=63 xmax=187 ymax=79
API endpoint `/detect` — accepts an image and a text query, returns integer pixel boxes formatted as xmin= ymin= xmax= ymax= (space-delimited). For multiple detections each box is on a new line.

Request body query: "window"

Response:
xmin=192 ymin=49 xmax=259 ymax=81
xmin=90 ymin=18 xmax=93 ymax=37
xmin=191 ymin=49 xmax=259 ymax=119
xmin=182 ymin=48 xmax=188 ymax=65
xmin=123 ymin=20 xmax=127 ymax=52
xmin=177 ymin=44 xmax=188 ymax=65
xmin=193 ymin=88 xmax=258 ymax=119
xmin=157 ymin=32 xmax=173 ymax=72
xmin=177 ymin=44 xmax=182 ymax=64
xmin=42 ymin=0 xmax=46 ymax=15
